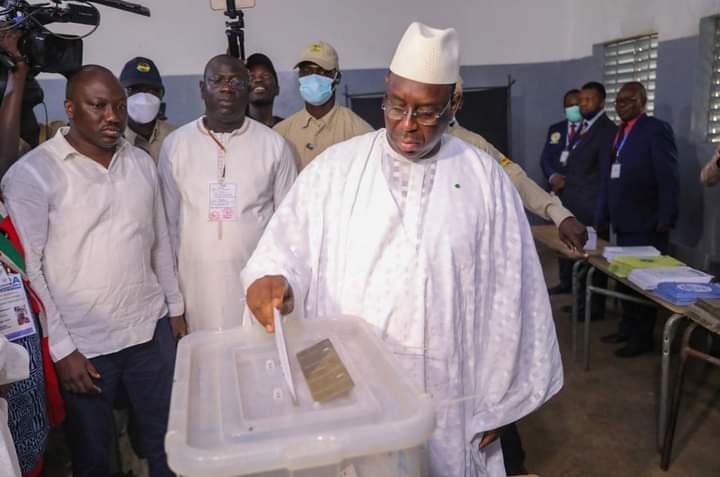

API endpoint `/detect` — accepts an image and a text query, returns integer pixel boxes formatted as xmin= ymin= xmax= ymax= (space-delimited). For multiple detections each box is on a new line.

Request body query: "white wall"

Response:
xmin=38 ymin=0 xmax=720 ymax=78
xmin=568 ymin=0 xmax=720 ymax=52
xmin=45 ymin=0 xmax=576 ymax=76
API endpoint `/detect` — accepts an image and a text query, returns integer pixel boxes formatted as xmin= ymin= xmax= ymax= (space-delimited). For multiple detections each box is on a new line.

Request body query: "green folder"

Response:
xmin=608 ymin=255 xmax=684 ymax=278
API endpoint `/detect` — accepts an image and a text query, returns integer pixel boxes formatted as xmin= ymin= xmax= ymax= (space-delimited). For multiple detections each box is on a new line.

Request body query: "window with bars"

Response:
xmin=602 ymin=34 xmax=658 ymax=123
xmin=707 ymin=18 xmax=720 ymax=142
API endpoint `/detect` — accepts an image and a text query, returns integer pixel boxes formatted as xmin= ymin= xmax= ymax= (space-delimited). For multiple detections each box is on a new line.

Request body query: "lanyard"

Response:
xmin=206 ymin=129 xmax=228 ymax=239
xmin=612 ymin=127 xmax=633 ymax=162
xmin=206 ymin=129 xmax=227 ymax=183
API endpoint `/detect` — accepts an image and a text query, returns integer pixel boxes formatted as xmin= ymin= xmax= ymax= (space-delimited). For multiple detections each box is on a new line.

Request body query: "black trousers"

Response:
xmin=501 ymin=422 xmax=526 ymax=475
xmin=61 ymin=318 xmax=176 ymax=477
xmin=614 ymin=231 xmax=670 ymax=344
xmin=558 ymin=258 xmax=573 ymax=290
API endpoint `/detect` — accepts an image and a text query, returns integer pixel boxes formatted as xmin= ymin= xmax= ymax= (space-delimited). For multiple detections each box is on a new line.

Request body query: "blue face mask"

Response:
xmin=564 ymin=105 xmax=582 ymax=123
xmin=298 ymin=74 xmax=335 ymax=106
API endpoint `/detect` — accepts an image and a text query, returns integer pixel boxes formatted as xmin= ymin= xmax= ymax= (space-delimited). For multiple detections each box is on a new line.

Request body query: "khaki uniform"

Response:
xmin=125 ymin=119 xmax=176 ymax=164
xmin=448 ymin=121 xmax=573 ymax=226
xmin=18 ymin=121 xmax=66 ymax=156
xmin=274 ymin=105 xmax=373 ymax=170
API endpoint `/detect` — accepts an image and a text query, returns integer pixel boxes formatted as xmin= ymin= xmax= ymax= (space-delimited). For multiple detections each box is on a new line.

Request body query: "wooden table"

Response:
xmin=583 ymin=256 xmax=689 ymax=450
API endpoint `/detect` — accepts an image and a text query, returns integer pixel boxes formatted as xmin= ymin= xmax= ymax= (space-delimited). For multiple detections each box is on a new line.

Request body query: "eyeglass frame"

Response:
xmin=204 ymin=75 xmax=249 ymax=91
xmin=381 ymin=97 xmax=453 ymax=126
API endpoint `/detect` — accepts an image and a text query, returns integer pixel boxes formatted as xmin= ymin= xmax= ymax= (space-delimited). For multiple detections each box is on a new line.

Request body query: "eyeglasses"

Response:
xmin=615 ymin=96 xmax=640 ymax=106
xmin=205 ymin=76 xmax=249 ymax=90
xmin=381 ymin=99 xmax=452 ymax=126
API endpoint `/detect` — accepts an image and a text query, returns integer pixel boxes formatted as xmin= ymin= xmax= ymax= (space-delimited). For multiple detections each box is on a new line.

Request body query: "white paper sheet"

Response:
xmin=274 ymin=309 xmax=297 ymax=404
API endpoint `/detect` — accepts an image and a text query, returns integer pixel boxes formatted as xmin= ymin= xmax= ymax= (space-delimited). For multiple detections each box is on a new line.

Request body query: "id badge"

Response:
xmin=208 ymin=182 xmax=238 ymax=222
xmin=559 ymin=150 xmax=570 ymax=166
xmin=610 ymin=163 xmax=621 ymax=179
xmin=0 ymin=273 xmax=36 ymax=341
xmin=0 ymin=267 xmax=10 ymax=287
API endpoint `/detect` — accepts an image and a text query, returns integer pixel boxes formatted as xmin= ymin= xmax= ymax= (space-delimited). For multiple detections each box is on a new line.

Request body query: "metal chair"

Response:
xmin=660 ymin=299 xmax=720 ymax=470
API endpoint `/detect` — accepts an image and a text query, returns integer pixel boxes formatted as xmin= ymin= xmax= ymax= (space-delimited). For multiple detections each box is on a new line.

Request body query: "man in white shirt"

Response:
xmin=2 ymin=65 xmax=184 ymax=477
xmin=243 ymin=23 xmax=562 ymax=477
xmin=159 ymin=55 xmax=296 ymax=332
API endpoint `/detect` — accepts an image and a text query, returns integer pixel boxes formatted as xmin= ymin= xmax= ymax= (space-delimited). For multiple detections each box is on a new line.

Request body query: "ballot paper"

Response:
xmin=584 ymin=226 xmax=598 ymax=251
xmin=273 ymin=309 xmax=297 ymax=404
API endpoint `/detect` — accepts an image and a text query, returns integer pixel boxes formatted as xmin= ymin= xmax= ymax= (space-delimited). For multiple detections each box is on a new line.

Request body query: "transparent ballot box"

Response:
xmin=165 ymin=316 xmax=436 ymax=477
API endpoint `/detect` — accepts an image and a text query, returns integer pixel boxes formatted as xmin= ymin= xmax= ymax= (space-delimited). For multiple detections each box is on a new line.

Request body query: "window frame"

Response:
xmin=602 ymin=33 xmax=659 ymax=123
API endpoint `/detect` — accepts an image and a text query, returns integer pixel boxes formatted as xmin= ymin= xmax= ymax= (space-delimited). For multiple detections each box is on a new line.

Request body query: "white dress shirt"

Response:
xmin=2 ymin=128 xmax=184 ymax=362
xmin=159 ymin=117 xmax=296 ymax=331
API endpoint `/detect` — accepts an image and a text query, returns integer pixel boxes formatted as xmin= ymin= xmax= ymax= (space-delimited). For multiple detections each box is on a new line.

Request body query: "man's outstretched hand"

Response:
xmin=246 ymin=275 xmax=294 ymax=333
xmin=558 ymin=216 xmax=588 ymax=254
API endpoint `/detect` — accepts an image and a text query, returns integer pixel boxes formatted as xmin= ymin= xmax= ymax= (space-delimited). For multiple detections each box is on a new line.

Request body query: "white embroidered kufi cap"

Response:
xmin=389 ymin=22 xmax=460 ymax=85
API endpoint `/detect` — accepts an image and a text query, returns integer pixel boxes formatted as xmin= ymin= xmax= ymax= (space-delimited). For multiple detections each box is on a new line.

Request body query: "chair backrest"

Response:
xmin=687 ymin=299 xmax=720 ymax=334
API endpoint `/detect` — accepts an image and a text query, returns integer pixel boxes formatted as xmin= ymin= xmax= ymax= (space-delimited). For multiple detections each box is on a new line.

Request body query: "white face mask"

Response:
xmin=127 ymin=92 xmax=161 ymax=124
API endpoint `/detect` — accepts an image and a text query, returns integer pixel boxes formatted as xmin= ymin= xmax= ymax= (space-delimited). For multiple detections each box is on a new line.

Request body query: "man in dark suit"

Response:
xmin=541 ymin=89 xmax=582 ymax=293
xmin=542 ymin=83 xmax=616 ymax=322
xmin=541 ymin=89 xmax=581 ymax=195
xmin=561 ymin=82 xmax=618 ymax=228
xmin=596 ymin=81 xmax=679 ymax=358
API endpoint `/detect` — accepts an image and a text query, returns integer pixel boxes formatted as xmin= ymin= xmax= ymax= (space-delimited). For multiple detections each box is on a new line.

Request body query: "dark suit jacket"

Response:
xmin=539 ymin=120 xmax=568 ymax=181
xmin=556 ymin=113 xmax=618 ymax=225
xmin=595 ymin=114 xmax=679 ymax=238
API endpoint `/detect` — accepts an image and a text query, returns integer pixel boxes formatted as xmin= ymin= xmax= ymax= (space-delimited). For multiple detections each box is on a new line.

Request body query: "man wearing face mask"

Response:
xmin=273 ymin=40 xmax=373 ymax=171
xmin=540 ymin=89 xmax=582 ymax=195
xmin=119 ymin=57 xmax=175 ymax=163
xmin=539 ymin=89 xmax=583 ymax=295
xmin=159 ymin=55 xmax=296 ymax=332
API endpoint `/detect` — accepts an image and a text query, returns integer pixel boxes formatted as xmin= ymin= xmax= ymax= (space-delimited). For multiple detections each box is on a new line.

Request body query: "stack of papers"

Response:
xmin=608 ymin=255 xmax=684 ymax=278
xmin=654 ymin=282 xmax=720 ymax=306
xmin=628 ymin=266 xmax=713 ymax=290
xmin=602 ymin=246 xmax=660 ymax=262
